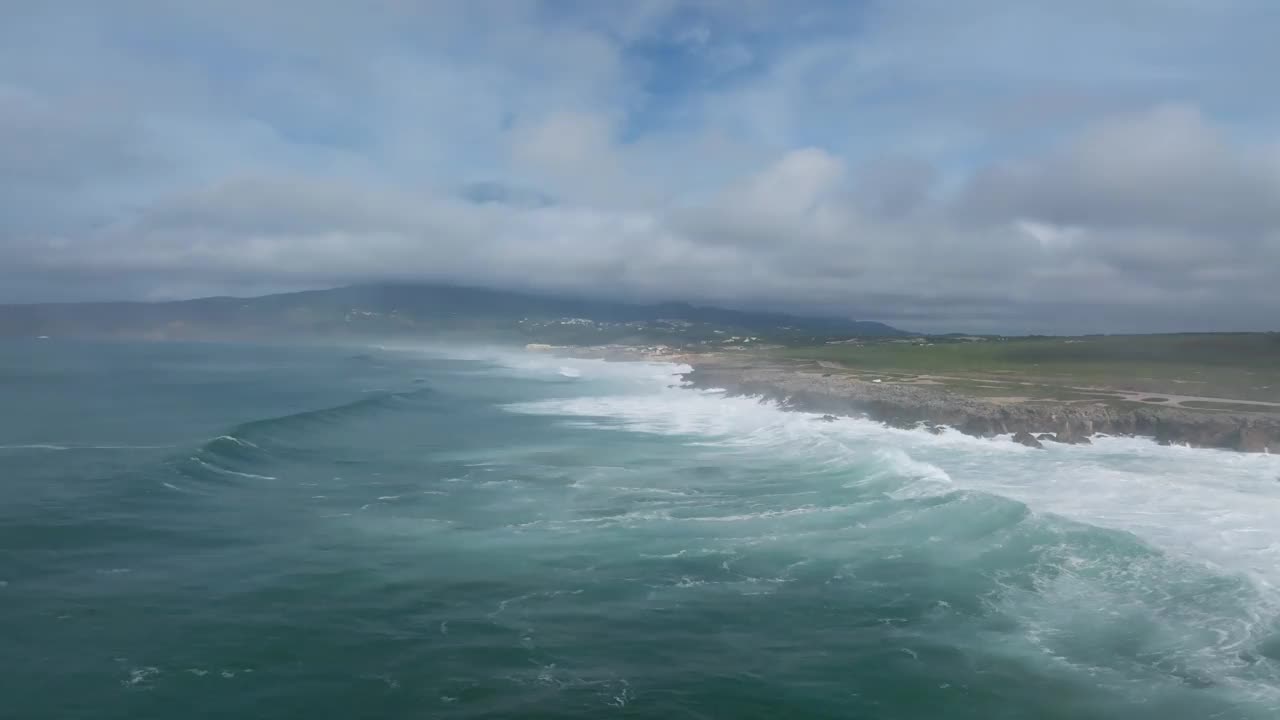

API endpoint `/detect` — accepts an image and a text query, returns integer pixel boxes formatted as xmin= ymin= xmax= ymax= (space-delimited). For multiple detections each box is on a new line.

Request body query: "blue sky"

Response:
xmin=2 ymin=0 xmax=1279 ymax=332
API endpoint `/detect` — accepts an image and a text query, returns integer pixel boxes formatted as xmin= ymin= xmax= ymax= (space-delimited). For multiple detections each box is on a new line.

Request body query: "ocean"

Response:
xmin=3 ymin=339 xmax=1280 ymax=719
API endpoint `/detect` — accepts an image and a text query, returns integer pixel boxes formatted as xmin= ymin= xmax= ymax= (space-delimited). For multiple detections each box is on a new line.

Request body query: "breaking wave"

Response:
xmin=175 ymin=387 xmax=435 ymax=485
xmin=494 ymin=350 xmax=1280 ymax=710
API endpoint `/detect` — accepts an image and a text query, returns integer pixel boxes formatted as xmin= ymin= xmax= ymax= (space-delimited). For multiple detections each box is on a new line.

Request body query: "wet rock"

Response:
xmin=1055 ymin=421 xmax=1094 ymax=445
xmin=1012 ymin=431 xmax=1044 ymax=449
xmin=1238 ymin=425 xmax=1273 ymax=453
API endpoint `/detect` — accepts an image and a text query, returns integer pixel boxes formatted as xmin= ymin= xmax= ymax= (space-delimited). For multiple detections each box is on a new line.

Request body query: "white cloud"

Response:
xmin=3 ymin=1 xmax=1280 ymax=333
xmin=963 ymin=105 xmax=1280 ymax=234
xmin=510 ymin=111 xmax=628 ymax=205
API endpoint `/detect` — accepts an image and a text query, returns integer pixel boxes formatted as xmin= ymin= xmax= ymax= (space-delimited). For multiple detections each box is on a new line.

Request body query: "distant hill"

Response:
xmin=0 ymin=283 xmax=907 ymax=346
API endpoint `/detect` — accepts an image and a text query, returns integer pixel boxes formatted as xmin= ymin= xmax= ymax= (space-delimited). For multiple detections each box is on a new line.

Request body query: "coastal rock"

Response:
xmin=1238 ymin=425 xmax=1273 ymax=453
xmin=1012 ymin=431 xmax=1044 ymax=449
xmin=681 ymin=362 xmax=1280 ymax=454
xmin=1060 ymin=431 xmax=1093 ymax=445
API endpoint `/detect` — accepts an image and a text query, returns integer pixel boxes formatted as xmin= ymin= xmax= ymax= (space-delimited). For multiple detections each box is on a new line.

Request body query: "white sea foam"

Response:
xmin=499 ymin=352 xmax=1280 ymax=590
xmin=123 ymin=666 xmax=160 ymax=688
xmin=398 ymin=344 xmax=1280 ymax=706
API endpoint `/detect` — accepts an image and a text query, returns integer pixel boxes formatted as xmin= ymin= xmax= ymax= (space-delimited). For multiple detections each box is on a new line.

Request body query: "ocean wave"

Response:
xmin=985 ymin=512 xmax=1280 ymax=704
xmin=0 ymin=443 xmax=171 ymax=451
xmin=187 ymin=457 xmax=277 ymax=481
xmin=225 ymin=386 xmax=434 ymax=443
xmin=174 ymin=387 xmax=434 ymax=485
xmin=20 ymin=341 xmax=1280 ymax=716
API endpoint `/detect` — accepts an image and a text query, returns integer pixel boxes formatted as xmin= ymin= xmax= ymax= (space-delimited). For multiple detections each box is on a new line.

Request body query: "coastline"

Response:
xmin=537 ymin=345 xmax=1280 ymax=453
xmin=681 ymin=357 xmax=1280 ymax=453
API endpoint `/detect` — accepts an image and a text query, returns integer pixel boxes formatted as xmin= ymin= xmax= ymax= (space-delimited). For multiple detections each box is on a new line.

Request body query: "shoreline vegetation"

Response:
xmin=537 ymin=336 xmax=1280 ymax=454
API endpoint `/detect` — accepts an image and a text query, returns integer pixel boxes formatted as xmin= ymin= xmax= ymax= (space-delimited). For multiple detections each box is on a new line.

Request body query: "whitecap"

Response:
xmin=496 ymin=350 xmax=1280 ymax=590
xmin=190 ymin=457 xmax=277 ymax=481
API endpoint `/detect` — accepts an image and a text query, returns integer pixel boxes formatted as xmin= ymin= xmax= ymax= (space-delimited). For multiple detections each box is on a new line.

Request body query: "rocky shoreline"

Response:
xmin=681 ymin=360 xmax=1280 ymax=453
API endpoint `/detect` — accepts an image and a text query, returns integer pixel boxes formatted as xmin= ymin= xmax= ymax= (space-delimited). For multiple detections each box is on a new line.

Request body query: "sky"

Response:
xmin=3 ymin=0 xmax=1280 ymax=333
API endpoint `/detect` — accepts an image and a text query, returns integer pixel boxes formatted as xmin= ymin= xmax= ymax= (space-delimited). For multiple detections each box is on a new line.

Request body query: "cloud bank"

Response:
xmin=3 ymin=1 xmax=1280 ymax=333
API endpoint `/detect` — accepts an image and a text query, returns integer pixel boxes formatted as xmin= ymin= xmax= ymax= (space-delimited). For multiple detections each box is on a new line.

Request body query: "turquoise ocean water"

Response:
xmin=3 ymin=339 xmax=1280 ymax=719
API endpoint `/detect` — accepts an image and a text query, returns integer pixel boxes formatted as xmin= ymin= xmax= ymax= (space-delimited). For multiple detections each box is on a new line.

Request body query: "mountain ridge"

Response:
xmin=0 ymin=282 xmax=908 ymax=345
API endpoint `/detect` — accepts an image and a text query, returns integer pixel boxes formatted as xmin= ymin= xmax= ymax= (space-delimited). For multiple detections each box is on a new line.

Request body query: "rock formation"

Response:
xmin=683 ymin=363 xmax=1280 ymax=453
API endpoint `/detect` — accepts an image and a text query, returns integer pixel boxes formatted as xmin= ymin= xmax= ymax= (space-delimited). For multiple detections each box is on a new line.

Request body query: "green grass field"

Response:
xmin=774 ymin=333 xmax=1280 ymax=404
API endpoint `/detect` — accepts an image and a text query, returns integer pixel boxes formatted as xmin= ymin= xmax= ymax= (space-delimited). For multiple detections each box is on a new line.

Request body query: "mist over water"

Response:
xmin=3 ymin=340 xmax=1279 ymax=719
